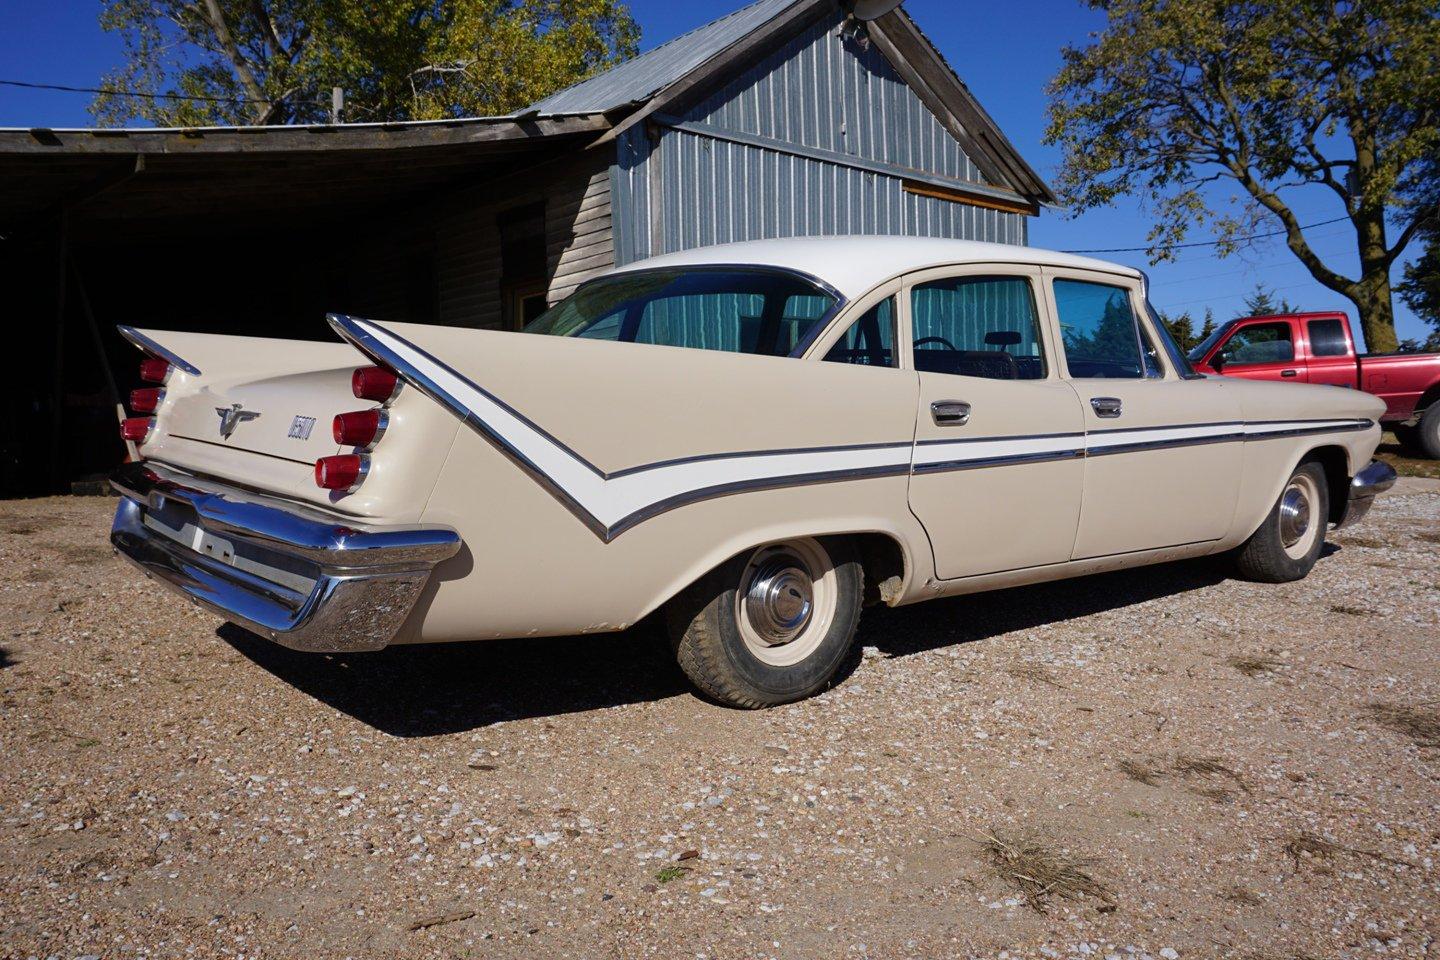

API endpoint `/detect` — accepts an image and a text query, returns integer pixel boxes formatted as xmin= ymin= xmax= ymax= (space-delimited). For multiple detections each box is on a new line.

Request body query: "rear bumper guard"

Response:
xmin=110 ymin=461 xmax=460 ymax=652
xmin=1334 ymin=459 xmax=1398 ymax=530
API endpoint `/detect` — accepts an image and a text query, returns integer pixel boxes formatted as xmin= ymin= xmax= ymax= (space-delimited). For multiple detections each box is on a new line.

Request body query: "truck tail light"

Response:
xmin=129 ymin=387 xmax=163 ymax=413
xmin=315 ymin=454 xmax=368 ymax=491
xmin=352 ymin=366 xmax=399 ymax=403
xmin=120 ymin=417 xmax=154 ymax=443
xmin=332 ymin=409 xmax=385 ymax=447
xmin=139 ymin=358 xmax=171 ymax=383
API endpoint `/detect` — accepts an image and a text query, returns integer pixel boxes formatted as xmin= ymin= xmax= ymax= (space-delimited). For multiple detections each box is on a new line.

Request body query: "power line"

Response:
xmin=1062 ymin=215 xmax=1351 ymax=254
xmin=0 ymin=78 xmax=263 ymax=104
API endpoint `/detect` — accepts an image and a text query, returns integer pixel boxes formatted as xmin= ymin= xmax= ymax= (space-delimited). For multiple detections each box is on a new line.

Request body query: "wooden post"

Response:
xmin=49 ymin=211 xmax=68 ymax=491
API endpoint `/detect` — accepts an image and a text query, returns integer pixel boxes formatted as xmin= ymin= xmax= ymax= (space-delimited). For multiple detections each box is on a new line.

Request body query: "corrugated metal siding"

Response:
xmin=611 ymin=12 xmax=1027 ymax=265
xmin=527 ymin=0 xmax=800 ymax=114
xmin=688 ymin=16 xmax=981 ymax=182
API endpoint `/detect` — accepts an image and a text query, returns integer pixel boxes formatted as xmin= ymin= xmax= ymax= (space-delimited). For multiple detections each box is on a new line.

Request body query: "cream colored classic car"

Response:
xmin=111 ymin=236 xmax=1395 ymax=707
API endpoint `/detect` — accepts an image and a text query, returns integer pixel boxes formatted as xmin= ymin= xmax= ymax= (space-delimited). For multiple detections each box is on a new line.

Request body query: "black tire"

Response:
xmin=1413 ymin=404 xmax=1440 ymax=460
xmin=1234 ymin=461 xmax=1329 ymax=583
xmin=664 ymin=536 xmax=863 ymax=708
xmin=1392 ymin=422 xmax=1421 ymax=454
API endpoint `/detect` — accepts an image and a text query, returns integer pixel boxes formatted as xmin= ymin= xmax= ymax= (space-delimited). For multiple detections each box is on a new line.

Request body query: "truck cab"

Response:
xmin=1189 ymin=311 xmax=1440 ymax=458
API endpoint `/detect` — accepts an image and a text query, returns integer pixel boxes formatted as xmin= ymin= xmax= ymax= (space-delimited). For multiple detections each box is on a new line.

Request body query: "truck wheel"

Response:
xmin=1413 ymin=404 xmax=1440 ymax=460
xmin=1234 ymin=461 xmax=1329 ymax=583
xmin=665 ymin=537 xmax=863 ymax=708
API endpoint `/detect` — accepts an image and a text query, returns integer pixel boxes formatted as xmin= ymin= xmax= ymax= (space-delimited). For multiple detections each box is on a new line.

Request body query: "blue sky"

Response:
xmin=0 ymin=0 xmax=1428 ymax=345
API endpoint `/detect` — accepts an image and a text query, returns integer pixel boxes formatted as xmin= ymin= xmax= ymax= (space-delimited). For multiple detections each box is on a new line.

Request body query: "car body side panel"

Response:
xmin=372 ymin=323 xmax=927 ymax=641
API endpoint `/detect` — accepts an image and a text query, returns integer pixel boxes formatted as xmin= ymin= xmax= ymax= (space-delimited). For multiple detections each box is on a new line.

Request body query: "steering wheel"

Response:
xmin=913 ymin=335 xmax=959 ymax=352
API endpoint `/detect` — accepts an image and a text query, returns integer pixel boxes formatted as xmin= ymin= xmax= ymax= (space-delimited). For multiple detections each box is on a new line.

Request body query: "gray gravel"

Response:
xmin=2 ymin=484 xmax=1438 ymax=959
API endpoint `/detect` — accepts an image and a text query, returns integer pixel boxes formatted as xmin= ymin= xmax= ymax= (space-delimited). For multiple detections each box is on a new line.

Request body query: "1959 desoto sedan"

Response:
xmin=110 ymin=236 xmax=1396 ymax=707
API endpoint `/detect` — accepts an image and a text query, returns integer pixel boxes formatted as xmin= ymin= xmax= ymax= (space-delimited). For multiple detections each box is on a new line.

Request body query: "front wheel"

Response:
xmin=1233 ymin=461 xmax=1329 ymax=583
xmin=1408 ymin=404 xmax=1440 ymax=460
xmin=665 ymin=537 xmax=863 ymax=708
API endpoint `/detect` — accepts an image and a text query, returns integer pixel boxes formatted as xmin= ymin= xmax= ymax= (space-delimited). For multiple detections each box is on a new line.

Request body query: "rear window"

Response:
xmin=1308 ymin=318 xmax=1349 ymax=357
xmin=525 ymin=268 xmax=839 ymax=357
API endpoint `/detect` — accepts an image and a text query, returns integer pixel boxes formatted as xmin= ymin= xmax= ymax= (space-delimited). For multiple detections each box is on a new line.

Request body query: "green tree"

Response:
xmin=1198 ymin=307 xmax=1217 ymax=343
xmin=1046 ymin=0 xmax=1440 ymax=354
xmin=1396 ymin=154 xmax=1440 ymax=345
xmin=1237 ymin=283 xmax=1300 ymax=319
xmin=91 ymin=0 xmax=639 ymax=126
xmin=1159 ymin=308 xmax=1195 ymax=350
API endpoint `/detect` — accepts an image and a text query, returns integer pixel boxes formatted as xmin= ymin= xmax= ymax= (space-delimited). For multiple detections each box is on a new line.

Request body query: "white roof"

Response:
xmin=614 ymin=236 xmax=1140 ymax=299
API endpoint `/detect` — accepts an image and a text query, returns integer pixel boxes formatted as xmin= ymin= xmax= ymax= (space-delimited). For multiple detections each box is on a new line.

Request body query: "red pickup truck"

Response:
xmin=1188 ymin=311 xmax=1440 ymax=458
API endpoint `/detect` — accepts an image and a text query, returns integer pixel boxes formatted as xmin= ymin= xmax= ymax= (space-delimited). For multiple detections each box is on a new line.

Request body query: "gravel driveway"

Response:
xmin=3 ymin=485 xmax=1438 ymax=959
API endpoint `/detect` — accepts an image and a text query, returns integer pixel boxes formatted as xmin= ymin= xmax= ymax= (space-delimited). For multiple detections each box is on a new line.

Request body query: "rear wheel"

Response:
xmin=1234 ymin=461 xmax=1329 ymax=583
xmin=1410 ymin=404 xmax=1440 ymax=460
xmin=665 ymin=537 xmax=863 ymax=708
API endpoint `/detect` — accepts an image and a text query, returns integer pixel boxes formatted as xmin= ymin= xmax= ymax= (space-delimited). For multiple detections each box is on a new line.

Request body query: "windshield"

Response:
xmin=524 ymin=267 xmax=840 ymax=357
xmin=1187 ymin=319 xmax=1236 ymax=362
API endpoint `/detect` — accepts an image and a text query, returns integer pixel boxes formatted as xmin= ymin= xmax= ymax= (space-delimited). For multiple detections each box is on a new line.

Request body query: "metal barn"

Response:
xmin=0 ymin=0 xmax=1052 ymax=494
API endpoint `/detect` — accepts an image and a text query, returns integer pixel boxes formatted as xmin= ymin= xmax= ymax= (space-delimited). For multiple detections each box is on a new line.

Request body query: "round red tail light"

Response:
xmin=352 ymin=366 xmax=399 ymax=402
xmin=139 ymin=358 xmax=171 ymax=383
xmin=129 ymin=387 xmax=162 ymax=413
xmin=332 ymin=409 xmax=384 ymax=447
xmin=315 ymin=454 xmax=367 ymax=491
xmin=120 ymin=417 xmax=154 ymax=442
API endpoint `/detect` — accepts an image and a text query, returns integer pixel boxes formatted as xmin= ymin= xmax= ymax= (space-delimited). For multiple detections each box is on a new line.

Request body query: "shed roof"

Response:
xmin=528 ymin=0 xmax=798 ymax=114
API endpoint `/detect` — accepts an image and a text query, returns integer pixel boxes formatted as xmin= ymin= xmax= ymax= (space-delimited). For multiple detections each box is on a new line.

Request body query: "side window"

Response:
xmin=1308 ymin=318 xmax=1349 ymax=357
xmin=1052 ymin=279 xmax=1145 ymax=379
xmin=1221 ymin=322 xmax=1295 ymax=365
xmin=822 ymin=298 xmax=896 ymax=367
xmin=909 ymin=276 xmax=1046 ymax=380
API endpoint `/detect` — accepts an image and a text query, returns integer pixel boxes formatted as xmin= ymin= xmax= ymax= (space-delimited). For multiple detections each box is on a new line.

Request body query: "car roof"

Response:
xmin=611 ymin=235 xmax=1142 ymax=300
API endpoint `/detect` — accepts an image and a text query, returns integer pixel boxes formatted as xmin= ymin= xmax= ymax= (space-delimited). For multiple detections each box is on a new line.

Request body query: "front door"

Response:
xmin=903 ymin=267 xmax=1086 ymax=580
xmin=1042 ymin=269 xmax=1245 ymax=559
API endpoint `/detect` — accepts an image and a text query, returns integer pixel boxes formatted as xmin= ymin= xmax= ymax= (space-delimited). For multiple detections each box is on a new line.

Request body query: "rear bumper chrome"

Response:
xmin=110 ymin=461 xmax=460 ymax=652
xmin=1334 ymin=459 xmax=1398 ymax=530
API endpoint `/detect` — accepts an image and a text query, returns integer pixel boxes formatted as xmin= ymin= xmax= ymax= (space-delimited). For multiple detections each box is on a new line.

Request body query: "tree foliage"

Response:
xmin=1046 ymin=0 xmax=1440 ymax=354
xmin=1238 ymin=283 xmax=1300 ymax=319
xmin=91 ymin=0 xmax=639 ymax=126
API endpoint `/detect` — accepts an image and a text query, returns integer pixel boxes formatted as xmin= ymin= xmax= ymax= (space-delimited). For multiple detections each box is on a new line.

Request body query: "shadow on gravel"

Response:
xmin=219 ymin=622 xmax=687 ymax=737
xmin=852 ymin=555 xmax=1235 ymax=661
xmin=0 ymin=645 xmax=12 ymax=669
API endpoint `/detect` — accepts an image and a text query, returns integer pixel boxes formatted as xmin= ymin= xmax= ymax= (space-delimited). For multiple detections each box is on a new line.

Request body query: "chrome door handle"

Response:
xmin=1281 ymin=369 xmax=1298 ymax=377
xmin=1090 ymin=396 xmax=1122 ymax=418
xmin=931 ymin=400 xmax=971 ymax=426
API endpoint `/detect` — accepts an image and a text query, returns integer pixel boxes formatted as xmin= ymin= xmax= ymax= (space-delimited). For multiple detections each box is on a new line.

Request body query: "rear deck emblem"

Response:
xmin=215 ymin=403 xmax=261 ymax=439
xmin=288 ymin=415 xmax=317 ymax=440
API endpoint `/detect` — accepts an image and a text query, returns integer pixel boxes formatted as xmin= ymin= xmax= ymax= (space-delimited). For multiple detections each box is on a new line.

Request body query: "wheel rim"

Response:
xmin=735 ymin=538 xmax=836 ymax=667
xmin=1279 ymin=473 xmax=1321 ymax=560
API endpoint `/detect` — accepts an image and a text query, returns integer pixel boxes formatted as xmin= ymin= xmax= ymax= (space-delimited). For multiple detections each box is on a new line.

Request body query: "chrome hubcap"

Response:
xmin=1278 ymin=483 xmax=1312 ymax=547
xmin=742 ymin=556 xmax=814 ymax=646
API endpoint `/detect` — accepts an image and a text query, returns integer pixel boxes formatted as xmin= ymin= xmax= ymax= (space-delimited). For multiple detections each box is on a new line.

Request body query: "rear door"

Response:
xmin=902 ymin=265 xmax=1086 ymax=580
xmin=1302 ymin=315 xmax=1360 ymax=388
xmin=1041 ymin=268 xmax=1244 ymax=559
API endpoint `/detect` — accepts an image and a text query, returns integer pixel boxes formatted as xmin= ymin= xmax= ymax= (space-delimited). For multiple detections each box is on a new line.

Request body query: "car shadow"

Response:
xmin=219 ymin=620 xmax=689 ymax=737
xmin=0 ymin=644 xmax=12 ymax=669
xmin=849 ymin=554 xmax=1234 ymax=663
xmin=221 ymin=552 xmax=1286 ymax=737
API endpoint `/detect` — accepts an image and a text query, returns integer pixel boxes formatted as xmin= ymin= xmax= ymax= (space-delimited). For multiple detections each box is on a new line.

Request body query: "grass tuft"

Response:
xmin=654 ymin=865 xmax=688 ymax=884
xmin=1329 ymin=604 xmax=1375 ymax=617
xmin=1117 ymin=757 xmax=1164 ymax=786
xmin=979 ymin=830 xmax=1111 ymax=912
xmin=1005 ymin=661 xmax=1067 ymax=688
xmin=1363 ymin=702 xmax=1440 ymax=748
xmin=1227 ymin=654 xmax=1282 ymax=677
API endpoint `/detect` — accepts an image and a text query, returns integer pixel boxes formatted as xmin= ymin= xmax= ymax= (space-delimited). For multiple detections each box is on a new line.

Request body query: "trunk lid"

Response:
xmin=162 ymin=367 xmax=352 ymax=464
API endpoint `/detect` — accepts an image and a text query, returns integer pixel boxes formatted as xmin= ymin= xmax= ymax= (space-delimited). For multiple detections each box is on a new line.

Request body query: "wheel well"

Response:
xmin=1300 ymin=445 xmax=1349 ymax=525
xmin=849 ymin=532 xmax=907 ymax=607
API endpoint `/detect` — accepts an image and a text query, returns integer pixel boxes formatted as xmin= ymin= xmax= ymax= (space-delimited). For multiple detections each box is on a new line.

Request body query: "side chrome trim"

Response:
xmin=117 ymin=325 xmax=203 ymax=376
xmin=325 ymin=312 xmax=1382 ymax=543
xmin=110 ymin=461 xmax=461 ymax=652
